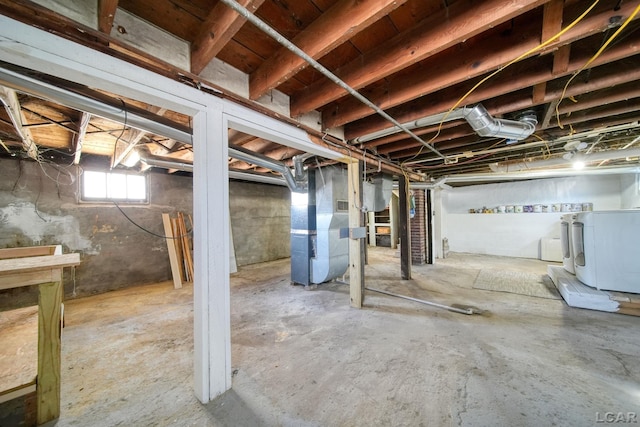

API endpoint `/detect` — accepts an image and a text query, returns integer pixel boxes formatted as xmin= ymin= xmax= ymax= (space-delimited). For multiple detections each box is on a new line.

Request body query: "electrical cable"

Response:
xmin=111 ymin=98 xmax=129 ymax=169
xmin=402 ymin=0 xmax=602 ymax=170
xmin=34 ymin=168 xmax=48 ymax=222
xmin=111 ymin=199 xmax=192 ymax=240
xmin=555 ymin=3 xmax=640 ymax=128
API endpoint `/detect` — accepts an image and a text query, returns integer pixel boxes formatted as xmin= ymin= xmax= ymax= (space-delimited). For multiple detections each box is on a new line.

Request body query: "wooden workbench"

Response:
xmin=0 ymin=245 xmax=80 ymax=425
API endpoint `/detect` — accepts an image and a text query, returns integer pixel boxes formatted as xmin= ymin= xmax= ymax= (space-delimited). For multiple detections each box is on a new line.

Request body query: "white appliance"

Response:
xmin=560 ymin=213 xmax=575 ymax=273
xmin=571 ymin=210 xmax=640 ymax=293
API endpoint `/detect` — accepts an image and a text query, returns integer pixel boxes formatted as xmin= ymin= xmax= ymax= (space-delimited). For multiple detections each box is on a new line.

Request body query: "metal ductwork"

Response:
xmin=291 ymin=166 xmax=349 ymax=286
xmin=489 ymin=147 xmax=640 ymax=173
xmin=353 ymin=104 xmax=537 ymax=144
xmin=140 ymin=154 xmax=288 ymax=186
xmin=363 ymin=174 xmax=393 ymax=211
xmin=0 ymin=64 xmax=192 ymax=144
xmin=140 ymin=155 xmax=193 ymax=172
xmin=228 ymin=143 xmax=306 ymax=192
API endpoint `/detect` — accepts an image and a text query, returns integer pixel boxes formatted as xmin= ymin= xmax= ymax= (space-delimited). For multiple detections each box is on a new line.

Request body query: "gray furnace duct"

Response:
xmin=291 ymin=165 xmax=392 ymax=286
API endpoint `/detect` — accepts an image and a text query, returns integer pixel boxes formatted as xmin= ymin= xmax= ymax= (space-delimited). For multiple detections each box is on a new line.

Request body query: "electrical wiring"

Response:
xmin=416 ymin=139 xmax=506 ymax=170
xmin=110 ymin=98 xmax=129 ymax=169
xmin=111 ymin=199 xmax=193 ymax=240
xmin=555 ymin=3 xmax=640 ymax=128
xmin=403 ymin=0 xmax=601 ymax=170
xmin=531 ymin=133 xmax=552 ymax=158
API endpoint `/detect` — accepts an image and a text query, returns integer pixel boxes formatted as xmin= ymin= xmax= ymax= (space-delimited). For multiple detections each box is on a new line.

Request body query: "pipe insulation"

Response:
xmin=218 ymin=0 xmax=445 ymax=159
xmin=353 ymin=104 xmax=537 ymax=144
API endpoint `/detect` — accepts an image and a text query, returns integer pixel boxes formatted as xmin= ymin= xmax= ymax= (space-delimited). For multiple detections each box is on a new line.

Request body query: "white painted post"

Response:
xmin=193 ymin=107 xmax=231 ymax=402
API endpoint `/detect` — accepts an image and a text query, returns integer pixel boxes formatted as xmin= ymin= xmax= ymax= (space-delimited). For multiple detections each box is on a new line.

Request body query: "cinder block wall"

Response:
xmin=0 ymin=157 xmax=290 ymax=304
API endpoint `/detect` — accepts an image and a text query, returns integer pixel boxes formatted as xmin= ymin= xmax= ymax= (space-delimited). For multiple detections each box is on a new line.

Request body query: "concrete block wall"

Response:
xmin=0 ymin=157 xmax=291 ymax=305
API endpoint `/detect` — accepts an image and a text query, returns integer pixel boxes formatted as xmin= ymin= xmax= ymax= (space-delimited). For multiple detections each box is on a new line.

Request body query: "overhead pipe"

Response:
xmin=0 ymin=65 xmax=192 ymax=144
xmin=218 ymin=0 xmax=446 ymax=160
xmin=404 ymin=122 xmax=640 ymax=165
xmin=437 ymin=165 xmax=640 ymax=185
xmin=489 ymin=147 xmax=640 ymax=173
xmin=139 ymin=154 xmax=287 ymax=186
xmin=0 ymin=63 xmax=304 ymax=191
xmin=228 ymin=143 xmax=305 ymax=192
xmin=140 ymin=155 xmax=193 ymax=172
xmin=353 ymin=104 xmax=537 ymax=144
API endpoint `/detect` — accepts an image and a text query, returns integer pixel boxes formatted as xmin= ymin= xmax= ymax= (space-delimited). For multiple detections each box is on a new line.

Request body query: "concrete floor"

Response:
xmin=2 ymin=248 xmax=640 ymax=426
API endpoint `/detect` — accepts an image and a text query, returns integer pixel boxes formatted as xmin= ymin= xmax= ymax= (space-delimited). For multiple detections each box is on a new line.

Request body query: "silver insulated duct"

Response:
xmin=228 ymin=143 xmax=305 ymax=192
xmin=310 ymin=167 xmax=349 ymax=284
xmin=353 ymin=104 xmax=537 ymax=144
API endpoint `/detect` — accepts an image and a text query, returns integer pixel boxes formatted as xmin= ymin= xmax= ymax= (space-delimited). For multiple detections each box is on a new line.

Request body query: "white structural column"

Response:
xmin=0 ymin=14 xmax=346 ymax=404
xmin=193 ymin=106 xmax=231 ymax=401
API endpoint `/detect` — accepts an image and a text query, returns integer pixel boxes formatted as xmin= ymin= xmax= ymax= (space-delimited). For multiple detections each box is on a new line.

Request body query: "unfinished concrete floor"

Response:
xmin=3 ymin=248 xmax=640 ymax=426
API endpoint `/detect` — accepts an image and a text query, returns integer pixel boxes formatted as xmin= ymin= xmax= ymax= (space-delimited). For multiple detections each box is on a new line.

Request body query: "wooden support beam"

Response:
xmin=552 ymin=44 xmax=571 ymax=75
xmin=398 ymin=174 xmax=411 ymax=280
xmin=345 ymin=31 xmax=640 ymax=138
xmin=0 ymin=86 xmax=38 ymax=159
xmin=291 ymin=0 xmax=548 ymax=116
xmin=540 ymin=100 xmax=560 ymax=129
xmin=532 ymin=82 xmax=547 ymax=105
xmin=249 ymin=0 xmax=407 ymax=100
xmin=73 ymin=112 xmax=90 ymax=165
xmin=37 ymin=281 xmax=62 ymax=425
xmin=98 ymin=0 xmax=118 ymax=34
xmin=541 ymin=0 xmax=564 ymax=43
xmin=326 ymin=0 xmax=640 ymax=130
xmin=191 ymin=0 xmax=266 ymax=75
xmin=348 ymin=160 xmax=365 ymax=308
xmin=559 ymin=83 xmax=640 ymax=115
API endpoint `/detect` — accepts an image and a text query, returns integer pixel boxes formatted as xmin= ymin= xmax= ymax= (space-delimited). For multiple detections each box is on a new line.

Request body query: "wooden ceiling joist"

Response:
xmin=290 ymin=0 xmax=548 ymax=117
xmin=73 ymin=112 xmax=91 ymax=165
xmin=191 ymin=0 xmax=267 ymax=75
xmin=248 ymin=0 xmax=408 ymax=100
xmin=345 ymin=31 xmax=640 ymax=139
xmin=0 ymin=86 xmax=38 ymax=159
xmin=98 ymin=0 xmax=118 ymax=34
xmin=325 ymin=0 xmax=640 ymax=130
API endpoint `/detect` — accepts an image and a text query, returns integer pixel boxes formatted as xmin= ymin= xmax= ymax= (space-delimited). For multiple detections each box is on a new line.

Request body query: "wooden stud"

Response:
xmin=348 ymin=160 xmax=364 ymax=308
xmin=532 ymin=82 xmax=547 ymax=104
xmin=36 ymin=281 xmax=62 ymax=425
xmin=171 ymin=217 xmax=185 ymax=282
xmin=552 ymin=44 xmax=571 ymax=75
xmin=541 ymin=0 xmax=564 ymax=43
xmin=162 ymin=213 xmax=183 ymax=289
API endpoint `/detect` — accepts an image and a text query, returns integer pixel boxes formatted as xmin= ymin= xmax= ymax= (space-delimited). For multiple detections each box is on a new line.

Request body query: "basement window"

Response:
xmin=81 ymin=170 xmax=148 ymax=203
